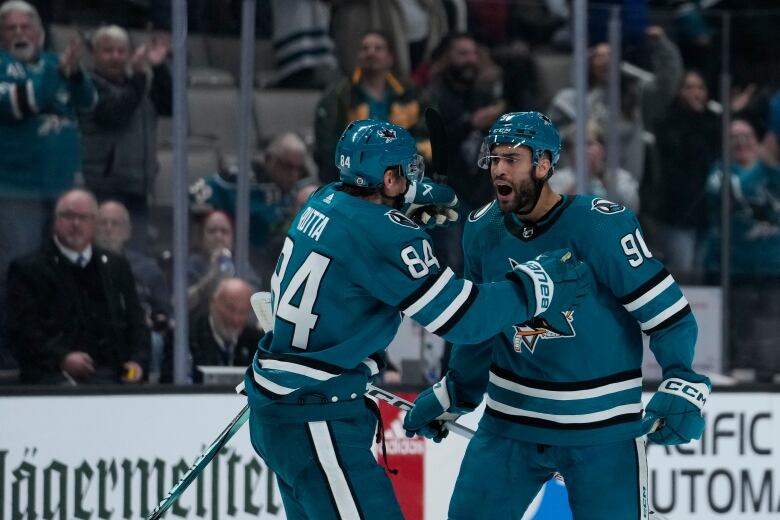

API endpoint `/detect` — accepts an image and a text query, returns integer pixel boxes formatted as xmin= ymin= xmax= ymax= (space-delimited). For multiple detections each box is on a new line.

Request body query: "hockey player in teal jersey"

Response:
xmin=243 ymin=119 xmax=591 ymax=519
xmin=403 ymin=112 xmax=712 ymax=520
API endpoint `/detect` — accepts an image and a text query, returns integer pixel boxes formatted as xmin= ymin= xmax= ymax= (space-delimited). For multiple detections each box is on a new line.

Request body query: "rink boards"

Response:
xmin=1 ymin=389 xmax=778 ymax=519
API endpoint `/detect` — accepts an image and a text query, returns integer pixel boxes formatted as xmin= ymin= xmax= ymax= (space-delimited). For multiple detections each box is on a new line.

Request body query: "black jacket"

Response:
xmin=651 ymin=101 xmax=721 ymax=227
xmin=161 ymin=313 xmax=260 ymax=383
xmin=6 ymin=239 xmax=150 ymax=384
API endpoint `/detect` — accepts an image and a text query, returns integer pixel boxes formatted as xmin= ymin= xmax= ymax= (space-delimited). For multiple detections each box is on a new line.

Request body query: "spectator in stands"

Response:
xmin=267 ymin=0 xmax=337 ymax=89
xmin=190 ymin=133 xmax=317 ymax=281
xmin=703 ymin=118 xmax=780 ymax=381
xmin=547 ymin=26 xmax=682 ymax=185
xmin=80 ymin=25 xmax=172 ymax=251
xmin=422 ymin=31 xmax=504 ymax=273
xmin=551 ymin=122 xmax=639 ymax=212
xmin=424 ymin=32 xmax=503 ymax=208
xmin=330 ymin=0 xmax=448 ymax=79
xmin=96 ymin=200 xmax=171 ymax=381
xmin=5 ymin=189 xmax=149 ymax=384
xmin=159 ymin=277 xmax=259 ymax=383
xmin=0 ymin=0 xmax=97 ymax=352
xmin=704 ymin=118 xmax=780 ymax=278
xmin=187 ymin=210 xmax=261 ymax=316
xmin=647 ymin=69 xmax=721 ymax=278
xmin=314 ymin=30 xmax=430 ymax=183
xmin=188 ymin=277 xmax=259 ymax=383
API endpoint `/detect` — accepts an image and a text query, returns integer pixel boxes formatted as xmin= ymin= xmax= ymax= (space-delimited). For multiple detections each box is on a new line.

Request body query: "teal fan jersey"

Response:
xmin=449 ymin=195 xmax=698 ymax=446
xmin=245 ymin=183 xmax=535 ymax=420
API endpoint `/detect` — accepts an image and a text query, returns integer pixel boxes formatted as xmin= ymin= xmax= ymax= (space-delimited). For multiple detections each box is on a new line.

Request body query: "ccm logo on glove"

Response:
xmin=659 ymin=378 xmax=709 ymax=409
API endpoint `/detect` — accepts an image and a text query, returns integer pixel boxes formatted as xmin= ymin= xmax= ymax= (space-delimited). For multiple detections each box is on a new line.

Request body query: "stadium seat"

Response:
xmin=152 ymin=143 xmax=220 ymax=208
xmin=533 ymin=51 xmax=572 ymax=107
xmin=205 ymin=36 xmax=242 ymax=82
xmin=157 ymin=116 xmax=172 ymax=147
xmin=254 ymin=88 xmax=320 ymax=143
xmin=189 ymin=67 xmax=236 ymax=87
xmin=205 ymin=36 xmax=274 ymax=87
xmin=189 ymin=86 xmax=256 ymax=153
xmin=128 ymin=30 xmax=209 ymax=68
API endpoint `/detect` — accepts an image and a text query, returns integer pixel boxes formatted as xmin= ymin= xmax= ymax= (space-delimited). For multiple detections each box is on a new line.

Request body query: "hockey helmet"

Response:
xmin=477 ymin=111 xmax=561 ymax=172
xmin=335 ymin=119 xmax=425 ymax=188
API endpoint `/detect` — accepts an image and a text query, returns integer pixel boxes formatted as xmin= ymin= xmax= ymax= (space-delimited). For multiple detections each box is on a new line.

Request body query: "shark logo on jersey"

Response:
xmin=512 ymin=312 xmax=576 ymax=354
xmin=378 ymin=127 xmax=397 ymax=143
xmin=385 ymin=209 xmax=420 ymax=229
xmin=591 ymin=198 xmax=625 ymax=215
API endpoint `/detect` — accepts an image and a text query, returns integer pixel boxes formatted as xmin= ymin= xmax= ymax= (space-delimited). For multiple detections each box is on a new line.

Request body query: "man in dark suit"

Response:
xmin=189 ymin=277 xmax=259 ymax=383
xmin=6 ymin=189 xmax=149 ymax=384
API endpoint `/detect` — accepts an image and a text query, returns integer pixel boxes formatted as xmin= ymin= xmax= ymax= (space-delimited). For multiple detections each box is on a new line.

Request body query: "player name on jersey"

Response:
xmin=296 ymin=206 xmax=330 ymax=241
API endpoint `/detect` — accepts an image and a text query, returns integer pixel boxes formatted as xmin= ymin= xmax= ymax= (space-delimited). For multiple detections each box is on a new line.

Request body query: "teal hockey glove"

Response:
xmin=642 ymin=371 xmax=711 ymax=445
xmin=506 ymin=249 xmax=592 ymax=334
xmin=402 ymin=180 xmax=459 ymax=228
xmin=403 ymin=376 xmax=465 ymax=443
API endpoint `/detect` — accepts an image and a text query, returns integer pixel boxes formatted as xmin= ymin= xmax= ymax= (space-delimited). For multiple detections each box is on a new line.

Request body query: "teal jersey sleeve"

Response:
xmin=349 ymin=206 xmax=532 ymax=346
xmin=579 ymin=202 xmax=698 ymax=377
xmin=0 ymin=52 xmax=59 ymax=121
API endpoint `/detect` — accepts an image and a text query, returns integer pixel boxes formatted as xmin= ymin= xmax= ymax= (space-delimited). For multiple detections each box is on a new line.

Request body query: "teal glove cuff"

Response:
xmin=402 ymin=180 xmax=459 ymax=228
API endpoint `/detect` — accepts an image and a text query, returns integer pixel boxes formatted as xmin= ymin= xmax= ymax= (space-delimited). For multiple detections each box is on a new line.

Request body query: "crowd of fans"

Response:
xmin=1 ymin=0 xmax=780 ymax=384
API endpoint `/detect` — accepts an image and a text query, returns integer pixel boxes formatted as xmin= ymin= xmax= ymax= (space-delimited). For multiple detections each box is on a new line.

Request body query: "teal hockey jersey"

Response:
xmin=245 ymin=183 xmax=538 ymax=421
xmin=0 ymin=50 xmax=97 ymax=198
xmin=449 ymin=195 xmax=698 ymax=446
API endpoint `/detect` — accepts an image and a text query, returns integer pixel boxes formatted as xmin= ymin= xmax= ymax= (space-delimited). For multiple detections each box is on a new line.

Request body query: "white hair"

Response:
xmin=266 ymin=132 xmax=307 ymax=157
xmin=0 ymin=1 xmax=41 ymax=28
xmin=0 ymin=0 xmax=44 ymax=53
xmin=91 ymin=25 xmax=130 ymax=48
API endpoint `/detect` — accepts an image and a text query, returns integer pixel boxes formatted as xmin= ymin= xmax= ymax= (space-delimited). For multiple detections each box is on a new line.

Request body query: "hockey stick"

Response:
xmin=145 ymin=404 xmax=250 ymax=520
xmin=250 ymin=292 xmax=475 ymax=440
xmin=424 ymin=107 xmax=448 ymax=181
xmin=365 ymin=382 xmax=474 ymax=439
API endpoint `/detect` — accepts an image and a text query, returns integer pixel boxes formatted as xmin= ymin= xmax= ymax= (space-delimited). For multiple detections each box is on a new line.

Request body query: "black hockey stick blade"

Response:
xmin=424 ymin=107 xmax=448 ymax=180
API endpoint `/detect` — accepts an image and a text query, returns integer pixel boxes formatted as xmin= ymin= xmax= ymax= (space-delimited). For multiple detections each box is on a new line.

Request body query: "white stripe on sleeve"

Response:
xmin=639 ymin=296 xmax=688 ymax=331
xmin=623 ymin=275 xmax=674 ymax=312
xmin=424 ymin=280 xmax=474 ymax=333
xmin=402 ymin=268 xmax=455 ymax=317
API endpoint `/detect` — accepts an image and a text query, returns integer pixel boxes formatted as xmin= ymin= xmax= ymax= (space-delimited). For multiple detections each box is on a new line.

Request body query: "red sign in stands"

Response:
xmin=376 ymin=392 xmax=424 ymax=520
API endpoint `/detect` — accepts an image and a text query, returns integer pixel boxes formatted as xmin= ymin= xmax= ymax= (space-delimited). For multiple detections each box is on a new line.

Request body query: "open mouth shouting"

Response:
xmin=494 ymin=180 xmax=514 ymax=205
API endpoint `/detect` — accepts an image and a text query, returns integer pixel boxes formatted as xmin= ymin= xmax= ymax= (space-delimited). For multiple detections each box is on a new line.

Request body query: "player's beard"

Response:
xmin=494 ymin=165 xmax=545 ymax=215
